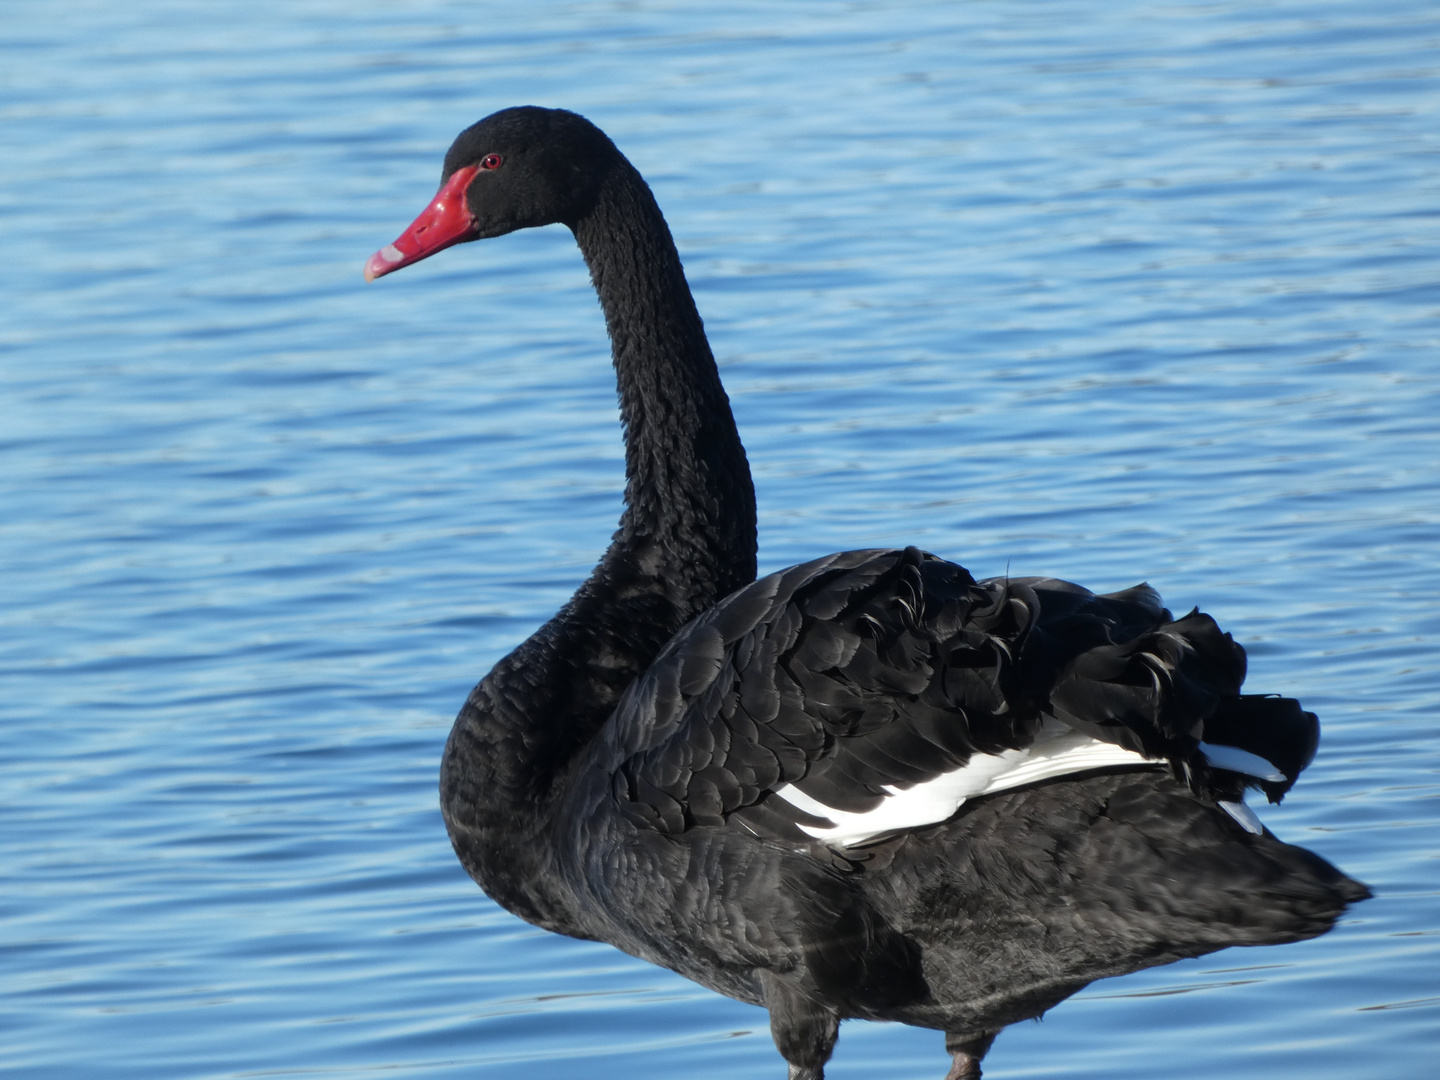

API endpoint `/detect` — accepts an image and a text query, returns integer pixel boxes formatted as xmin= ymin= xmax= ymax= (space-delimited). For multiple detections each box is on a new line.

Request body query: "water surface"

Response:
xmin=3 ymin=2 xmax=1438 ymax=1077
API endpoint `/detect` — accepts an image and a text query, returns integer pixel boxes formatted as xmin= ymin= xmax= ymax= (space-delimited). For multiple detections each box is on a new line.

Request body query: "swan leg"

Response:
xmin=943 ymin=1029 xmax=998 ymax=1080
xmin=760 ymin=971 xmax=839 ymax=1080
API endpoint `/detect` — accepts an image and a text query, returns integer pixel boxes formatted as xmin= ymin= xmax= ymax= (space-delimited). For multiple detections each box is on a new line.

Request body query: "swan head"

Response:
xmin=366 ymin=107 xmax=621 ymax=281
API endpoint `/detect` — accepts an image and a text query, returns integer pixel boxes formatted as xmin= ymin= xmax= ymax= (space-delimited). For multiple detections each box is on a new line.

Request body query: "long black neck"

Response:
xmin=577 ymin=154 xmax=757 ymax=608
xmin=441 ymin=153 xmax=756 ymax=932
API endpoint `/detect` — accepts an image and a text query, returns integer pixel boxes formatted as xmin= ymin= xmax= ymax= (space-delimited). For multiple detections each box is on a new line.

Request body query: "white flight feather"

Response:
xmin=1218 ymin=799 xmax=1264 ymax=835
xmin=1198 ymin=741 xmax=1286 ymax=782
xmin=772 ymin=719 xmax=1160 ymax=847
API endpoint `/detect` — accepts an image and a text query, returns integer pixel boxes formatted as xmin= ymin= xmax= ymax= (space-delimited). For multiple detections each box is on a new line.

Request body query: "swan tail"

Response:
xmin=1040 ymin=597 xmax=1317 ymax=803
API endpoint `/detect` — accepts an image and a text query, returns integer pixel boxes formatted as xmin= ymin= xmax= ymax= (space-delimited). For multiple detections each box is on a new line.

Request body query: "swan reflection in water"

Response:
xmin=365 ymin=108 xmax=1368 ymax=1079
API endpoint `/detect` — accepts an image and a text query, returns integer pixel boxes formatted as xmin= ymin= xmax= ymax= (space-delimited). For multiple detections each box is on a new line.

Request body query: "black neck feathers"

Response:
xmin=441 ymin=140 xmax=755 ymax=932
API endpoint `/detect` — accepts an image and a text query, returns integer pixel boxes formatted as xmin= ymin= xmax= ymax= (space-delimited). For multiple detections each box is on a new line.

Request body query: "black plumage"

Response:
xmin=366 ymin=106 xmax=1368 ymax=1080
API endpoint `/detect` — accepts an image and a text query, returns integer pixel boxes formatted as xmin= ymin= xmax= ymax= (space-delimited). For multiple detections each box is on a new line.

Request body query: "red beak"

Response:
xmin=365 ymin=165 xmax=481 ymax=282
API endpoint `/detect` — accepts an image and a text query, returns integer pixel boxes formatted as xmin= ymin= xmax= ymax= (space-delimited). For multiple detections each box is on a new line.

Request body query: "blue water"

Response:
xmin=4 ymin=1 xmax=1438 ymax=1077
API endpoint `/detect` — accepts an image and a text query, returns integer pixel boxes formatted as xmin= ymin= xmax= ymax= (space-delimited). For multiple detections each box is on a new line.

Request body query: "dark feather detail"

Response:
xmin=596 ymin=548 xmax=1312 ymax=844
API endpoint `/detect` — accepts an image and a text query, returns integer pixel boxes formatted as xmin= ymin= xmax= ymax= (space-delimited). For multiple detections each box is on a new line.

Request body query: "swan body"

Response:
xmin=367 ymin=107 xmax=1367 ymax=1080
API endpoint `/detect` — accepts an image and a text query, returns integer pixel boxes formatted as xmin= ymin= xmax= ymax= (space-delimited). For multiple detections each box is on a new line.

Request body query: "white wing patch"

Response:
xmin=1198 ymin=741 xmax=1286 ymax=782
xmin=772 ymin=720 xmax=1161 ymax=847
xmin=1218 ymin=799 xmax=1264 ymax=835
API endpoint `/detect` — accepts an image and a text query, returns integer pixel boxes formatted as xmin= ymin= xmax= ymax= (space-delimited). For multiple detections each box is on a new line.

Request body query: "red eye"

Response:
xmin=480 ymin=153 xmax=503 ymax=170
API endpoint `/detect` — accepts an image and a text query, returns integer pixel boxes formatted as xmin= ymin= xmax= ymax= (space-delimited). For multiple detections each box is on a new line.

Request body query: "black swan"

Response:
xmin=365 ymin=107 xmax=1368 ymax=1079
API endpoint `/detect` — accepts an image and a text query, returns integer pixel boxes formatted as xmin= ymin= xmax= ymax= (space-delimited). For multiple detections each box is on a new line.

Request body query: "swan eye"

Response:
xmin=480 ymin=154 xmax=503 ymax=170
